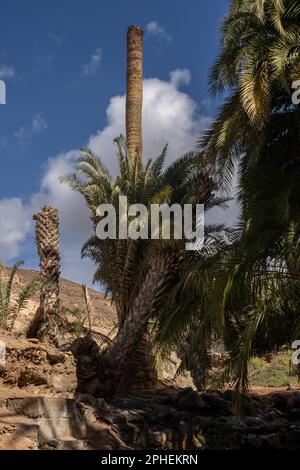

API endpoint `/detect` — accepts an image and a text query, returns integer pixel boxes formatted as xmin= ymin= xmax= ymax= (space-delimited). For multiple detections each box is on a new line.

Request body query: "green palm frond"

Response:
xmin=0 ymin=261 xmax=24 ymax=326
xmin=9 ymin=277 xmax=44 ymax=332
xmin=0 ymin=262 xmax=42 ymax=330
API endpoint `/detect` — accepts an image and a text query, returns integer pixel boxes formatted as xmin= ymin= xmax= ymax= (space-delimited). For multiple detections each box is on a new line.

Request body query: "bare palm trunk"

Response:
xmin=72 ymin=26 xmax=179 ymax=396
xmin=126 ymin=25 xmax=143 ymax=160
xmin=117 ymin=332 xmax=157 ymax=392
xmin=72 ymin=250 xmax=181 ymax=395
xmin=27 ymin=206 xmax=60 ymax=340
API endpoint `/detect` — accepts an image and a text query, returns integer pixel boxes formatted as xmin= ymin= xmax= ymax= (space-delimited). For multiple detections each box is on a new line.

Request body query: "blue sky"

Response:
xmin=0 ymin=0 xmax=230 ymax=284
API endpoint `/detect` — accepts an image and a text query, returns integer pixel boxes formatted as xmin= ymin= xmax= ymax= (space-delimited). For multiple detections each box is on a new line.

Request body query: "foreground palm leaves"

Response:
xmin=154 ymin=0 xmax=300 ymax=412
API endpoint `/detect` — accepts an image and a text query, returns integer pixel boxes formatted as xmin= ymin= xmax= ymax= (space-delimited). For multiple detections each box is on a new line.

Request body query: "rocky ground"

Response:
xmin=0 ymin=264 xmax=300 ymax=450
xmin=0 ymin=330 xmax=300 ymax=450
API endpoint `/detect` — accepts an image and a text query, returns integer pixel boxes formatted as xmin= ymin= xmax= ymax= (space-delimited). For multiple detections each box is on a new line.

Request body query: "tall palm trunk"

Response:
xmin=116 ymin=331 xmax=157 ymax=393
xmin=72 ymin=250 xmax=181 ymax=395
xmin=124 ymin=24 xmax=156 ymax=390
xmin=27 ymin=206 xmax=60 ymax=340
xmin=126 ymin=25 xmax=143 ymax=160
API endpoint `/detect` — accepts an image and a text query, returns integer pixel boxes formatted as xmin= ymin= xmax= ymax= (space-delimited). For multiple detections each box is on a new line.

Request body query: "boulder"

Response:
xmin=177 ymin=389 xmax=206 ymax=411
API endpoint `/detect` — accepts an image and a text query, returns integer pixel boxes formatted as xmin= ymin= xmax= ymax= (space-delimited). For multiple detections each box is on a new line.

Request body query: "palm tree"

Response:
xmin=202 ymin=1 xmax=300 ymax=400
xmin=155 ymin=0 xmax=300 ymax=408
xmin=0 ymin=261 xmax=43 ymax=332
xmin=61 ymin=138 xmax=223 ymax=394
xmin=198 ymin=0 xmax=300 ymax=186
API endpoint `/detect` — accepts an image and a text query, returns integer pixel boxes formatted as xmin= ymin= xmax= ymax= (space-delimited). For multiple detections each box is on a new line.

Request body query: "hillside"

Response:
xmin=0 ymin=263 xmax=117 ymax=337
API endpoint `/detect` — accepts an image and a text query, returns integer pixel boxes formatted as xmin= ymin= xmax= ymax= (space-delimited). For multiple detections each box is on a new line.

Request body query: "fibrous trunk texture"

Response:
xmin=72 ymin=249 xmax=181 ymax=396
xmin=28 ymin=206 xmax=60 ymax=340
xmin=126 ymin=25 xmax=143 ymax=160
xmin=177 ymin=338 xmax=209 ymax=392
xmin=116 ymin=331 xmax=157 ymax=393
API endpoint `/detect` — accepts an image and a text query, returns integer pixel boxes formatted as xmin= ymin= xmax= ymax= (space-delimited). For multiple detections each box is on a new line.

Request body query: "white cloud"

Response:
xmin=0 ymin=198 xmax=31 ymax=259
xmin=88 ymin=70 xmax=209 ymax=175
xmin=81 ymin=48 xmax=102 ymax=77
xmin=31 ymin=150 xmax=91 ymax=240
xmin=48 ymin=32 xmax=62 ymax=46
xmin=169 ymin=69 xmax=191 ymax=87
xmin=15 ymin=113 xmax=48 ymax=143
xmin=32 ymin=114 xmax=48 ymax=133
xmin=0 ymin=69 xmax=215 ymax=284
xmin=145 ymin=21 xmax=172 ymax=42
xmin=0 ymin=65 xmax=15 ymax=79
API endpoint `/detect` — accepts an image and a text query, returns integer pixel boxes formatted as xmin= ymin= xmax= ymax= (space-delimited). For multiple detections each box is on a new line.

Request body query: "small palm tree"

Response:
xmin=0 ymin=261 xmax=43 ymax=332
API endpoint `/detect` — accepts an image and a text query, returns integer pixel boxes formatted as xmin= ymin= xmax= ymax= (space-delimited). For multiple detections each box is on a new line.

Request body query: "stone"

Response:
xmin=192 ymin=432 xmax=205 ymax=449
xmin=82 ymin=407 xmax=98 ymax=427
xmin=37 ymin=417 xmax=86 ymax=443
xmin=125 ymin=411 xmax=145 ymax=424
xmin=286 ymin=430 xmax=300 ymax=447
xmin=46 ymin=351 xmax=65 ymax=364
xmin=17 ymin=368 xmax=48 ymax=387
xmin=286 ymin=408 xmax=300 ymax=422
xmin=45 ymin=439 xmax=60 ymax=448
xmin=6 ymin=397 xmax=81 ymax=420
xmin=96 ymin=398 xmax=108 ymax=409
xmin=177 ymin=390 xmax=206 ymax=411
xmin=102 ymin=411 xmax=127 ymax=427
xmin=271 ymin=392 xmax=296 ymax=411
xmin=147 ymin=430 xmax=167 ymax=447
xmin=124 ymin=422 xmax=140 ymax=444
xmin=245 ymin=416 xmax=268 ymax=427
xmin=57 ymin=439 xmax=85 ymax=450
xmin=48 ymin=373 xmax=76 ymax=393
xmin=201 ymin=392 xmax=232 ymax=414
xmin=260 ymin=433 xmax=282 ymax=449
xmin=16 ymin=423 xmax=39 ymax=439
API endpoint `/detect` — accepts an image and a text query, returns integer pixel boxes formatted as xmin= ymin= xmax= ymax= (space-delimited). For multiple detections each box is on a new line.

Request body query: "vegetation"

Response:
xmin=249 ymin=351 xmax=299 ymax=388
xmin=62 ymin=137 xmax=226 ymax=392
xmin=154 ymin=0 xmax=300 ymax=408
xmin=58 ymin=4 xmax=300 ymax=404
xmin=2 ymin=4 xmax=298 ymax=413
xmin=0 ymin=261 xmax=42 ymax=331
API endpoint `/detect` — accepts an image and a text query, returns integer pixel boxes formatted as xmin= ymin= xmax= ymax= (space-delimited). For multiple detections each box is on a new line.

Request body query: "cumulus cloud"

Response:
xmin=0 ymin=65 xmax=15 ymax=79
xmin=145 ymin=21 xmax=172 ymax=42
xmin=32 ymin=114 xmax=48 ymax=133
xmin=31 ymin=150 xmax=91 ymax=241
xmin=0 ymin=69 xmax=215 ymax=283
xmin=0 ymin=198 xmax=31 ymax=259
xmin=169 ymin=69 xmax=191 ymax=87
xmin=29 ymin=151 xmax=96 ymax=284
xmin=81 ymin=48 xmax=102 ymax=76
xmin=15 ymin=113 xmax=48 ymax=143
xmin=88 ymin=71 xmax=210 ymax=175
